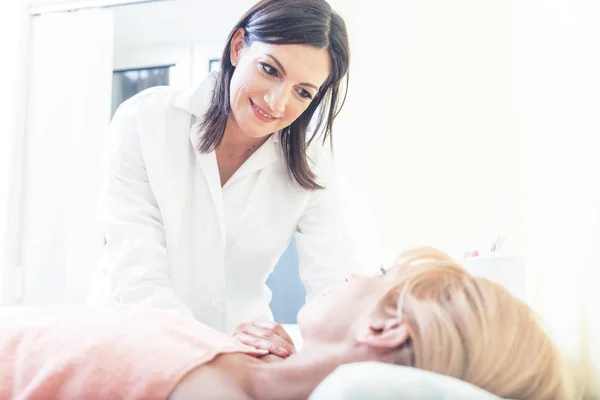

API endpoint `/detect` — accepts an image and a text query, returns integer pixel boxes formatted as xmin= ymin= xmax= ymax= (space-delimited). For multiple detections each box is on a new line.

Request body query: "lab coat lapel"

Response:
xmin=223 ymin=133 xmax=280 ymax=189
xmin=189 ymin=121 xmax=226 ymax=244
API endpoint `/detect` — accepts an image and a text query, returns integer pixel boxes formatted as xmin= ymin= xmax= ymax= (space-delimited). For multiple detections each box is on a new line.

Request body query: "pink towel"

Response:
xmin=0 ymin=306 xmax=267 ymax=400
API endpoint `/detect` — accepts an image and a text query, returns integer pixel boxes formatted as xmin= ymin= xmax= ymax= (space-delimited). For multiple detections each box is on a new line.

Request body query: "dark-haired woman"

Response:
xmin=88 ymin=0 xmax=352 ymax=358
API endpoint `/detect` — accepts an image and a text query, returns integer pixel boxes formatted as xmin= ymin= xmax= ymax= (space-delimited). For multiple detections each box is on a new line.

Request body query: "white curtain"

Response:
xmin=515 ymin=0 xmax=600 ymax=395
xmin=18 ymin=9 xmax=115 ymax=305
xmin=0 ymin=0 xmax=31 ymax=305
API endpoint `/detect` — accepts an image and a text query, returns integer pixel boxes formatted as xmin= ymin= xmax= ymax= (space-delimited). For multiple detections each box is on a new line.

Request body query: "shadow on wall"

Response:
xmin=266 ymin=238 xmax=305 ymax=324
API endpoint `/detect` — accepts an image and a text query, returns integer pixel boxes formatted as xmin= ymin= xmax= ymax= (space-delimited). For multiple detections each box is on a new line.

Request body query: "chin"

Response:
xmin=296 ymin=300 xmax=332 ymax=340
xmin=241 ymin=123 xmax=275 ymax=139
xmin=296 ymin=305 xmax=314 ymax=340
xmin=248 ymin=130 xmax=272 ymax=139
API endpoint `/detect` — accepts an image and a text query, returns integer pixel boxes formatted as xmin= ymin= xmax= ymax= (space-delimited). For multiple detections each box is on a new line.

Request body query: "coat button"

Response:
xmin=212 ymin=298 xmax=221 ymax=308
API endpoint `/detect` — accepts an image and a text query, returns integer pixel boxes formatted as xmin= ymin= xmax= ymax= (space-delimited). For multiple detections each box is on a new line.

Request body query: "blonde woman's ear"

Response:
xmin=356 ymin=317 xmax=409 ymax=350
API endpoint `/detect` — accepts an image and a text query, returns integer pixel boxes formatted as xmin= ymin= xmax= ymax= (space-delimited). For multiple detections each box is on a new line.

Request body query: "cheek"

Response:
xmin=281 ymin=101 xmax=311 ymax=126
xmin=229 ymin=81 xmax=241 ymax=111
xmin=230 ymin=80 xmax=248 ymax=108
xmin=230 ymin=68 xmax=260 ymax=104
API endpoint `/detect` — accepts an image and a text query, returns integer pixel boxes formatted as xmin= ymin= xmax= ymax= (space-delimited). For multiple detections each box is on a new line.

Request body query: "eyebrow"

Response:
xmin=265 ymin=54 xmax=320 ymax=91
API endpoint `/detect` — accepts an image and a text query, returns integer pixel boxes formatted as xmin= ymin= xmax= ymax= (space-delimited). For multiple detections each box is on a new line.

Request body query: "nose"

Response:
xmin=264 ymin=84 xmax=289 ymax=115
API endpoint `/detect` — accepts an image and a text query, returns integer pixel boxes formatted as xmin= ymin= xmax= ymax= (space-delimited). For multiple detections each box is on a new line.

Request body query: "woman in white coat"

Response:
xmin=88 ymin=0 xmax=352 ymax=358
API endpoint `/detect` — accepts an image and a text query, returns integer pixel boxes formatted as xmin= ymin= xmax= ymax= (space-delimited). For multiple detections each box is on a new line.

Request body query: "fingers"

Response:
xmin=235 ymin=332 xmax=278 ymax=355
xmin=245 ymin=324 xmax=293 ymax=357
xmin=251 ymin=322 xmax=296 ymax=355
xmin=253 ymin=321 xmax=295 ymax=350
xmin=232 ymin=321 xmax=296 ymax=358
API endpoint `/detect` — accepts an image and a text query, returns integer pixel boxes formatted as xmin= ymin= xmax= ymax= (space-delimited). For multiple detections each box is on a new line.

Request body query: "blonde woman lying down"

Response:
xmin=0 ymin=247 xmax=574 ymax=400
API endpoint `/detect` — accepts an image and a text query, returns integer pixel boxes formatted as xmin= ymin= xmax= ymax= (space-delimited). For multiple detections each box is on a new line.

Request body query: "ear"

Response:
xmin=356 ymin=317 xmax=410 ymax=350
xmin=230 ymin=28 xmax=246 ymax=64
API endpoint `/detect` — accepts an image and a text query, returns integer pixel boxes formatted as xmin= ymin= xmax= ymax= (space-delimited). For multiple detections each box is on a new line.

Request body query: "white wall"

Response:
xmin=334 ymin=0 xmax=521 ymax=262
xmin=514 ymin=0 xmax=600 ymax=393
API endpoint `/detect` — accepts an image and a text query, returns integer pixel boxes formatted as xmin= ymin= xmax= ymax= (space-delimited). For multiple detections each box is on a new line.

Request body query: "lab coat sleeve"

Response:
xmin=294 ymin=146 xmax=352 ymax=302
xmin=91 ymin=98 xmax=193 ymax=318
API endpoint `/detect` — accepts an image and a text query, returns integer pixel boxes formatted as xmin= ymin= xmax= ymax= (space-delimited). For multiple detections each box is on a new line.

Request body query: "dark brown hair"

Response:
xmin=199 ymin=0 xmax=350 ymax=190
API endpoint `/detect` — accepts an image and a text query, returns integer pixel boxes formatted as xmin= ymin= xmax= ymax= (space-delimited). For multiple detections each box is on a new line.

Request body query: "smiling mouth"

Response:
xmin=250 ymin=99 xmax=276 ymax=120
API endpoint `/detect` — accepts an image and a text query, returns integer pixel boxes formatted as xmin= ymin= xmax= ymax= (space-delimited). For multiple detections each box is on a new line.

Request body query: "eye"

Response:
xmin=260 ymin=62 xmax=278 ymax=77
xmin=297 ymin=88 xmax=314 ymax=100
xmin=380 ymin=266 xmax=388 ymax=276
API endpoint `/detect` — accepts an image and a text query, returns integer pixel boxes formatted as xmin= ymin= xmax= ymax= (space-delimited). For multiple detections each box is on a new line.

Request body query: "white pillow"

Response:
xmin=309 ymin=362 xmax=501 ymax=400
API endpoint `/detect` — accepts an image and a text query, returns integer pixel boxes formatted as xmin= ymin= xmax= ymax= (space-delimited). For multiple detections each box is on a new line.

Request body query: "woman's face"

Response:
xmin=297 ymin=270 xmax=399 ymax=345
xmin=228 ymin=33 xmax=331 ymax=140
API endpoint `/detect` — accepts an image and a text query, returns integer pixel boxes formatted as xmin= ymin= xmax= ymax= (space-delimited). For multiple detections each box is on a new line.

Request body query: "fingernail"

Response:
xmin=277 ymin=347 xmax=289 ymax=356
xmin=254 ymin=321 xmax=274 ymax=329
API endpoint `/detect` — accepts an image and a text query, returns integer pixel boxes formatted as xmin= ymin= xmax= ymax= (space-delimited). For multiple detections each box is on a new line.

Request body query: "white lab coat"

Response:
xmin=87 ymin=72 xmax=348 ymax=333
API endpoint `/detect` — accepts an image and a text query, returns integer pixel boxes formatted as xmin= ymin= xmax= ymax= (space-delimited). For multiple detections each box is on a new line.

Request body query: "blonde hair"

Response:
xmin=387 ymin=246 xmax=576 ymax=400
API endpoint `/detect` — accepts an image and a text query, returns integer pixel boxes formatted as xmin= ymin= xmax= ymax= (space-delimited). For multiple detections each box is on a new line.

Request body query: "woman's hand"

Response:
xmin=232 ymin=321 xmax=296 ymax=358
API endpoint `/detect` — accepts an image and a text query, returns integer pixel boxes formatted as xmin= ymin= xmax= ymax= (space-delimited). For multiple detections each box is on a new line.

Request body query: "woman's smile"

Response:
xmin=250 ymin=98 xmax=277 ymax=122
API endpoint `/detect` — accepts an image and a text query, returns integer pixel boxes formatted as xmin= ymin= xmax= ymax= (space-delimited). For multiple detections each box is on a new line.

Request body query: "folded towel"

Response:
xmin=0 ymin=306 xmax=267 ymax=400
